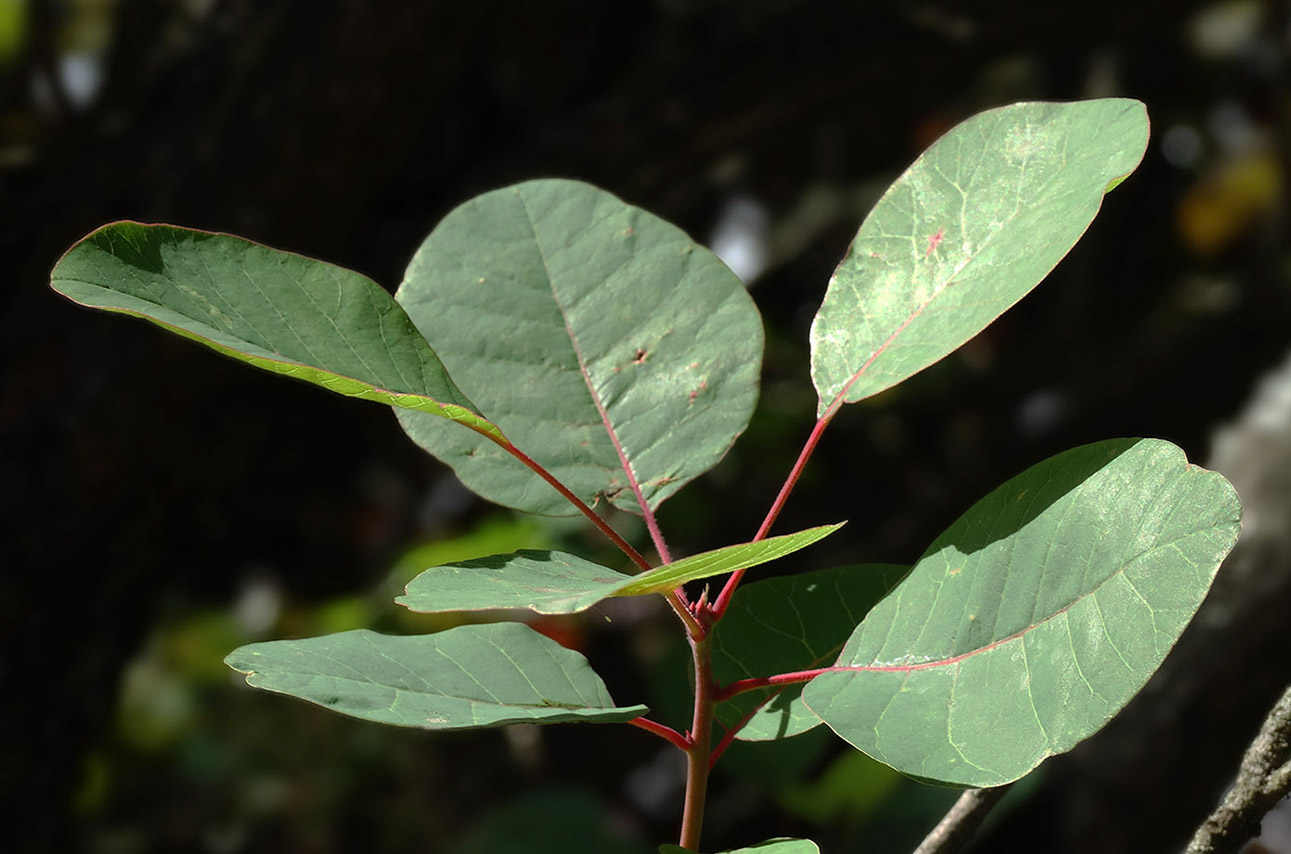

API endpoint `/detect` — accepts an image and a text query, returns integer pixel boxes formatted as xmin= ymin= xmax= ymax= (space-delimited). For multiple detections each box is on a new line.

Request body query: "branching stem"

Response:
xmin=712 ymin=408 xmax=839 ymax=616
xmin=483 ymin=432 xmax=652 ymax=571
xmin=714 ymin=667 xmax=834 ymax=702
xmin=629 ymin=716 xmax=691 ymax=752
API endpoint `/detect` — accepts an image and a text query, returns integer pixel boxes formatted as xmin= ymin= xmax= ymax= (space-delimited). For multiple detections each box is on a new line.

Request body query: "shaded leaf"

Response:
xmin=50 ymin=223 xmax=501 ymax=439
xmin=803 ymin=439 xmax=1241 ymax=786
xmin=225 ymin=623 xmax=646 ymax=729
xmin=396 ymin=179 xmax=763 ymax=515
xmin=811 ymin=99 xmax=1149 ymax=415
xmin=397 ymin=524 xmax=844 ymax=616
xmin=776 ymin=751 xmax=904 ymax=825
xmin=712 ymin=564 xmax=907 ymax=741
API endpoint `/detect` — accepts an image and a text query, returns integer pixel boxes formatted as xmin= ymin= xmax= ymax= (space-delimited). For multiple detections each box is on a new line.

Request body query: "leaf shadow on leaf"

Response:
xmin=98 ymin=223 xmax=173 ymax=274
xmin=927 ymin=437 xmax=1139 ymax=557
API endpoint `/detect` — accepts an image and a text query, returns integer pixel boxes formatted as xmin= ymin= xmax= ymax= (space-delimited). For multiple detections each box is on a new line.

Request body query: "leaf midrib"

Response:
xmin=824 ymin=114 xmax=1093 ymax=411
xmin=514 ymin=188 xmax=653 ymax=516
xmin=842 ymin=521 xmax=1219 ymax=676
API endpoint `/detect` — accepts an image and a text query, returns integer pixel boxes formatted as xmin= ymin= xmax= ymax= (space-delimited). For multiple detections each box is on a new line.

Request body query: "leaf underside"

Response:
xmin=397 ymin=524 xmax=844 ymax=616
xmin=49 ymin=223 xmax=501 ymax=439
xmin=395 ymin=178 xmax=764 ymax=516
xmin=811 ymin=98 xmax=1150 ymax=416
xmin=712 ymin=564 xmax=908 ymax=741
xmin=225 ymin=623 xmax=646 ymax=730
xmin=802 ymin=438 xmax=1241 ymax=787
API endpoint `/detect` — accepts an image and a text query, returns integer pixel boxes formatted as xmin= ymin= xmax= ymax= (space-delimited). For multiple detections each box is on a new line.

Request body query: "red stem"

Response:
xmin=629 ymin=716 xmax=691 ymax=752
xmin=714 ymin=667 xmax=834 ymax=702
xmin=477 ymin=429 xmax=652 ymax=572
xmin=711 ymin=408 xmax=839 ymax=617
xmin=678 ymin=633 xmax=715 ymax=851
xmin=708 ymin=696 xmax=772 ymax=769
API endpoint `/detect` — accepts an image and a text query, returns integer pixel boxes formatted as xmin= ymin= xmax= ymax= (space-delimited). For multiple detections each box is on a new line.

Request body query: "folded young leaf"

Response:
xmin=659 ymin=839 xmax=819 ymax=854
xmin=802 ymin=439 xmax=1241 ymax=787
xmin=50 ymin=223 xmax=502 ymax=440
xmin=397 ymin=524 xmax=845 ymax=616
xmin=811 ymin=99 xmax=1149 ymax=416
xmin=712 ymin=564 xmax=907 ymax=741
xmin=225 ymin=623 xmax=646 ymax=729
xmin=395 ymin=179 xmax=764 ymax=516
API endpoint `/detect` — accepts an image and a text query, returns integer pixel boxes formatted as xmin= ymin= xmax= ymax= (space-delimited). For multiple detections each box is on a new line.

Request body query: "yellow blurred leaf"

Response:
xmin=1178 ymin=150 xmax=1281 ymax=254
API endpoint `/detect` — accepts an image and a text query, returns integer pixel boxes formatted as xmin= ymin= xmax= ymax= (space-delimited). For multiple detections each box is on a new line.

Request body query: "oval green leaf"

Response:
xmin=396 ymin=524 xmax=844 ymax=616
xmin=811 ymin=99 xmax=1149 ymax=415
xmin=802 ymin=438 xmax=1240 ymax=786
xmin=712 ymin=564 xmax=907 ymax=741
xmin=659 ymin=840 xmax=819 ymax=854
xmin=395 ymin=179 xmax=764 ymax=516
xmin=50 ymin=223 xmax=501 ymax=439
xmin=225 ymin=623 xmax=646 ymax=729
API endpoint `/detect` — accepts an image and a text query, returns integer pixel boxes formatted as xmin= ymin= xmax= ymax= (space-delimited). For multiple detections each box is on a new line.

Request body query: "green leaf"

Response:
xmin=397 ymin=524 xmax=845 ymax=616
xmin=225 ymin=623 xmax=646 ymax=729
xmin=811 ymin=99 xmax=1149 ymax=415
xmin=712 ymin=564 xmax=907 ymax=741
xmin=660 ymin=840 xmax=819 ymax=854
xmin=802 ymin=438 xmax=1241 ymax=787
xmin=395 ymin=179 xmax=764 ymax=515
xmin=50 ymin=223 xmax=502 ymax=440
xmin=400 ymin=551 xmax=632 ymax=615
xmin=615 ymin=523 xmax=844 ymax=598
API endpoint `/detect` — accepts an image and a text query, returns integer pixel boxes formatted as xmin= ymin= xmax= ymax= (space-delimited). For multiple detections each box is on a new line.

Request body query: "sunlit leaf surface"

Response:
xmin=50 ymin=223 xmax=500 ymax=438
xmin=811 ymin=99 xmax=1149 ymax=415
xmin=804 ymin=439 xmax=1240 ymax=786
xmin=226 ymin=623 xmax=646 ymax=729
xmin=398 ymin=524 xmax=843 ymax=615
xmin=397 ymin=179 xmax=763 ymax=515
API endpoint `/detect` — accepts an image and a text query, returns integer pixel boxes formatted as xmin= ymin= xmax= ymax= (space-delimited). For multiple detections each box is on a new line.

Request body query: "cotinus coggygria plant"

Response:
xmin=51 ymin=98 xmax=1241 ymax=854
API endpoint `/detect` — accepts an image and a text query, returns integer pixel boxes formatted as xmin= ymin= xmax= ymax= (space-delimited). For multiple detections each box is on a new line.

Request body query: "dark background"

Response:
xmin=3 ymin=1 xmax=1290 ymax=852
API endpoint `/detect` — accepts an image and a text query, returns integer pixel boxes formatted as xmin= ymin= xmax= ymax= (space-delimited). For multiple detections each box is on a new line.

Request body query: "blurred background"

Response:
xmin=2 ymin=1 xmax=1290 ymax=852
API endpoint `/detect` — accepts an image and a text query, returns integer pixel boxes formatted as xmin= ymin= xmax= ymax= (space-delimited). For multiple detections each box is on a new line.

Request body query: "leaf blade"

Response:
xmin=396 ymin=179 xmax=764 ymax=515
xmin=802 ymin=438 xmax=1240 ymax=786
xmin=397 ymin=524 xmax=844 ymax=616
xmin=225 ymin=623 xmax=646 ymax=729
xmin=398 ymin=550 xmax=635 ymax=615
xmin=616 ymin=523 xmax=845 ymax=598
xmin=50 ymin=223 xmax=502 ymax=439
xmin=810 ymin=99 xmax=1149 ymax=414
xmin=712 ymin=564 xmax=907 ymax=741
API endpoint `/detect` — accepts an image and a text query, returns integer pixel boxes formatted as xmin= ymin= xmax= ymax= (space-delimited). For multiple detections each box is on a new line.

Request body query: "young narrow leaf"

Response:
xmin=802 ymin=439 xmax=1241 ymax=787
xmin=397 ymin=524 xmax=844 ymax=616
xmin=615 ymin=523 xmax=843 ymax=598
xmin=811 ymin=99 xmax=1149 ymax=415
xmin=396 ymin=179 xmax=764 ymax=516
xmin=50 ymin=223 xmax=501 ymax=440
xmin=225 ymin=623 xmax=646 ymax=729
xmin=659 ymin=840 xmax=819 ymax=854
xmin=712 ymin=564 xmax=907 ymax=741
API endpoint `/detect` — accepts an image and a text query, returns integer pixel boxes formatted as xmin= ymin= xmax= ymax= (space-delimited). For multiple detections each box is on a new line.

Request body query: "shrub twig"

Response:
xmin=1187 ymin=684 xmax=1291 ymax=854
xmin=912 ymin=784 xmax=1012 ymax=854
